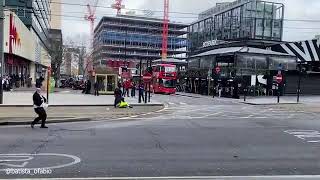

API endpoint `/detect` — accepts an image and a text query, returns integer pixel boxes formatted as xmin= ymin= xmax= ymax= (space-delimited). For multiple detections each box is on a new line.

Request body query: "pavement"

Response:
xmin=0 ymin=105 xmax=164 ymax=126
xmin=3 ymin=94 xmax=320 ymax=179
xmin=3 ymin=90 xmax=161 ymax=106
xmin=3 ymin=93 xmax=320 ymax=179
xmin=0 ymin=90 xmax=163 ymax=125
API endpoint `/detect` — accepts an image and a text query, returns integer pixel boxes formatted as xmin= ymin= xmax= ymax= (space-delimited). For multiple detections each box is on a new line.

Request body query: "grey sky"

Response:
xmin=61 ymin=0 xmax=320 ymax=44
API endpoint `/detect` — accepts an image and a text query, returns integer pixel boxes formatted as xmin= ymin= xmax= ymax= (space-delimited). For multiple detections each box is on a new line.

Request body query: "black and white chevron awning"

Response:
xmin=272 ymin=39 xmax=320 ymax=62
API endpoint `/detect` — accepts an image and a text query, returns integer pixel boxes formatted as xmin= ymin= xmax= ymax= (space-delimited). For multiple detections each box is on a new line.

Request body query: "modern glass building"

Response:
xmin=93 ymin=15 xmax=188 ymax=73
xmin=184 ymin=0 xmax=299 ymax=97
xmin=189 ymin=0 xmax=284 ymax=54
xmin=91 ymin=15 xmax=188 ymax=94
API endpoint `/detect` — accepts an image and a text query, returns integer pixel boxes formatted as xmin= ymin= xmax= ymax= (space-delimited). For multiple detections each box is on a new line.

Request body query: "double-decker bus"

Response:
xmin=152 ymin=64 xmax=177 ymax=94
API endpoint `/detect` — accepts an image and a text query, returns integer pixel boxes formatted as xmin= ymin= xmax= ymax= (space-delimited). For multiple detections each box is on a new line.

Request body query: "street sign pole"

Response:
xmin=138 ymin=60 xmax=142 ymax=103
xmin=277 ymin=85 xmax=280 ymax=103
xmin=46 ymin=67 xmax=51 ymax=104
xmin=0 ymin=0 xmax=4 ymax=104
xmin=297 ymin=62 xmax=302 ymax=103
xmin=148 ymin=60 xmax=151 ymax=102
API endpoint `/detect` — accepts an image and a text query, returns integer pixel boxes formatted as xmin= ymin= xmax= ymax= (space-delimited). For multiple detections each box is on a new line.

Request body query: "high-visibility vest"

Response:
xmin=119 ymin=101 xmax=129 ymax=108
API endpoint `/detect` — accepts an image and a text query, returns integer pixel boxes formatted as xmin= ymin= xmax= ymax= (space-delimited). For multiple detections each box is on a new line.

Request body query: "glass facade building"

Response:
xmin=93 ymin=15 xmax=188 ymax=73
xmin=189 ymin=0 xmax=284 ymax=53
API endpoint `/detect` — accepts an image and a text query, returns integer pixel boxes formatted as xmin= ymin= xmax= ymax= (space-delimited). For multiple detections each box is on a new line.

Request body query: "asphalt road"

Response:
xmin=2 ymin=94 xmax=320 ymax=179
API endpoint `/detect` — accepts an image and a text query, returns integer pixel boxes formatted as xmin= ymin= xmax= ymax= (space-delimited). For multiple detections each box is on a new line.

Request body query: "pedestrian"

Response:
xmin=94 ymin=81 xmax=99 ymax=96
xmin=86 ymin=80 xmax=91 ymax=94
xmin=131 ymin=81 xmax=136 ymax=97
xmin=218 ymin=86 xmax=222 ymax=98
xmin=27 ymin=75 xmax=32 ymax=88
xmin=1 ymin=76 xmax=5 ymax=90
xmin=114 ymin=87 xmax=122 ymax=108
xmin=21 ymin=74 xmax=25 ymax=87
xmin=125 ymin=79 xmax=131 ymax=97
xmin=31 ymin=88 xmax=48 ymax=128
xmin=139 ymin=83 xmax=145 ymax=102
xmin=122 ymin=81 xmax=127 ymax=97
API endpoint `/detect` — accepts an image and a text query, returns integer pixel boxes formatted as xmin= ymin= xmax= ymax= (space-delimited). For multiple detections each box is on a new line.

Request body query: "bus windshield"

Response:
xmin=165 ymin=66 xmax=176 ymax=73
xmin=162 ymin=79 xmax=176 ymax=88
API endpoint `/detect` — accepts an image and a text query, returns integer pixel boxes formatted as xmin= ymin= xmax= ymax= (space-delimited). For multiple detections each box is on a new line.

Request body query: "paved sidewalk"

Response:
xmin=3 ymin=91 xmax=161 ymax=106
xmin=243 ymin=96 xmax=298 ymax=105
xmin=242 ymin=96 xmax=320 ymax=105
xmin=0 ymin=105 xmax=164 ymax=125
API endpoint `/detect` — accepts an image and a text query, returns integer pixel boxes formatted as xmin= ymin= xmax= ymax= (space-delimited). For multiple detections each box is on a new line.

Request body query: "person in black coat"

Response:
xmin=114 ymin=87 xmax=122 ymax=108
xmin=31 ymin=88 xmax=48 ymax=128
xmin=85 ymin=80 xmax=91 ymax=94
xmin=94 ymin=81 xmax=99 ymax=96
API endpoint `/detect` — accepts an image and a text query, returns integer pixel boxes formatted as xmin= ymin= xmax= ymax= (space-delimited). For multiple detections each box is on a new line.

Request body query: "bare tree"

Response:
xmin=49 ymin=29 xmax=63 ymax=87
xmin=62 ymin=34 xmax=89 ymax=79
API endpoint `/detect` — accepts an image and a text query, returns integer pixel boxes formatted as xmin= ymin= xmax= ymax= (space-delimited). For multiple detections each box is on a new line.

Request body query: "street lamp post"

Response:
xmin=0 ymin=0 xmax=4 ymax=104
xmin=297 ymin=61 xmax=302 ymax=103
xmin=138 ymin=60 xmax=142 ymax=103
xmin=148 ymin=60 xmax=151 ymax=103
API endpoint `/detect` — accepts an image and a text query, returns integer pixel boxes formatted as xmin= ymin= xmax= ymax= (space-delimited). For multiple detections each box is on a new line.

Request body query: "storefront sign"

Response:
xmin=3 ymin=11 xmax=36 ymax=62
xmin=202 ymin=39 xmax=229 ymax=48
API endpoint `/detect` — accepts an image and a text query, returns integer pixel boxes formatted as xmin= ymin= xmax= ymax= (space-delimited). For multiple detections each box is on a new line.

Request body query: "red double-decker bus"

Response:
xmin=151 ymin=64 xmax=177 ymax=94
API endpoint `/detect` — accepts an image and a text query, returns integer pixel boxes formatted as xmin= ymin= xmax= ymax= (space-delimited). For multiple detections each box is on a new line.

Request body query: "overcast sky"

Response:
xmin=61 ymin=0 xmax=320 ymax=45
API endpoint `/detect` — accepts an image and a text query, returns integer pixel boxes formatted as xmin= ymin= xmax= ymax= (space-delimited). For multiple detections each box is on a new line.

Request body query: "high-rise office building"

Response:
xmin=50 ymin=0 xmax=62 ymax=30
xmin=93 ymin=15 xmax=188 ymax=73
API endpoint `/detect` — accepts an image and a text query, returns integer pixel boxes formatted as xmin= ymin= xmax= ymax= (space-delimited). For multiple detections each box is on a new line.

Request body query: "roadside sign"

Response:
xmin=215 ymin=66 xmax=221 ymax=74
xmin=143 ymin=73 xmax=152 ymax=82
xmin=276 ymin=74 xmax=283 ymax=84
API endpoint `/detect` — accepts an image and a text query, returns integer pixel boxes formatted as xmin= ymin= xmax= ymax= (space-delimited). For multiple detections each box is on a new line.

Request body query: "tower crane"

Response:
xmin=162 ymin=0 xmax=169 ymax=59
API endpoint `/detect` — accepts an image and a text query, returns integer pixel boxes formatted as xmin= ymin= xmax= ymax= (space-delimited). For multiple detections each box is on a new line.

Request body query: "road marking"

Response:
xmin=0 ymin=153 xmax=81 ymax=171
xmin=10 ymin=175 xmax=320 ymax=180
xmin=179 ymin=102 xmax=187 ymax=105
xmin=168 ymin=102 xmax=174 ymax=105
xmin=284 ymin=130 xmax=320 ymax=143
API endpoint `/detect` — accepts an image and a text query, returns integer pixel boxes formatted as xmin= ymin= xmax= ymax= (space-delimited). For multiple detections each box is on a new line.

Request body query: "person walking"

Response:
xmin=31 ymin=88 xmax=48 ymax=128
xmin=94 ymin=81 xmax=99 ymax=96
xmin=125 ymin=79 xmax=131 ymax=97
xmin=139 ymin=83 xmax=145 ymax=102
xmin=21 ymin=74 xmax=25 ymax=87
xmin=131 ymin=81 xmax=136 ymax=97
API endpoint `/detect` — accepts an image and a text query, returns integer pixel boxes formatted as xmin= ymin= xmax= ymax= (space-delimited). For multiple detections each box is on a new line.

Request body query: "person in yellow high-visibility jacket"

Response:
xmin=117 ymin=98 xmax=133 ymax=108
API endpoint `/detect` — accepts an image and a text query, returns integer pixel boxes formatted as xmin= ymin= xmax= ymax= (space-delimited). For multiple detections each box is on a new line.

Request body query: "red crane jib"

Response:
xmin=162 ymin=0 xmax=169 ymax=59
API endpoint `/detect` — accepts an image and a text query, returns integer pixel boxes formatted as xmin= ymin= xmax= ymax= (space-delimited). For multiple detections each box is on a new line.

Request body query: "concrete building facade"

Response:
xmin=50 ymin=0 xmax=62 ymax=30
xmin=3 ymin=0 xmax=52 ymax=84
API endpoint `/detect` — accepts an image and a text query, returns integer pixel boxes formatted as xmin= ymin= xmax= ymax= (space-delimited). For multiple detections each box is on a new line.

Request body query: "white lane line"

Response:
xmin=13 ymin=175 xmax=320 ymax=180
xmin=308 ymin=140 xmax=320 ymax=143
xmin=0 ymin=153 xmax=81 ymax=171
xmin=168 ymin=102 xmax=175 ymax=105
xmin=179 ymin=102 xmax=187 ymax=105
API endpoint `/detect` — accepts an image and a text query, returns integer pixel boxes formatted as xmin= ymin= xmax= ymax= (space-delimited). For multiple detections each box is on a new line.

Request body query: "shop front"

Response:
xmin=95 ymin=74 xmax=118 ymax=94
xmin=187 ymin=46 xmax=297 ymax=98
xmin=3 ymin=11 xmax=51 ymax=86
